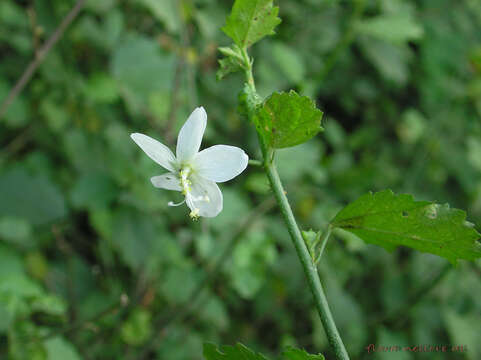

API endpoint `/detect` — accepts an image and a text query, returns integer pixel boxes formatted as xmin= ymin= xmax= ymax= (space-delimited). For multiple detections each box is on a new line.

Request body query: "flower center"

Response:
xmin=175 ymin=166 xmax=210 ymax=220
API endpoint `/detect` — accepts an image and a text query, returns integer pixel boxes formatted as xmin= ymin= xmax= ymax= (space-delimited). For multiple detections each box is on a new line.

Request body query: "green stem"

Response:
xmin=242 ymin=49 xmax=349 ymax=360
xmin=248 ymin=159 xmax=263 ymax=167
xmin=315 ymin=225 xmax=332 ymax=263
xmin=264 ymin=153 xmax=349 ymax=360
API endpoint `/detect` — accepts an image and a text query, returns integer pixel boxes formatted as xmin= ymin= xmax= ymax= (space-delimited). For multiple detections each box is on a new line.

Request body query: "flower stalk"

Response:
xmin=241 ymin=49 xmax=350 ymax=360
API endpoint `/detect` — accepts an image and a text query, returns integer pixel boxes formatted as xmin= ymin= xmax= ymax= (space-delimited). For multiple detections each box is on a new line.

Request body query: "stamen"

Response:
xmin=189 ymin=208 xmax=200 ymax=220
xmin=168 ymin=199 xmax=186 ymax=207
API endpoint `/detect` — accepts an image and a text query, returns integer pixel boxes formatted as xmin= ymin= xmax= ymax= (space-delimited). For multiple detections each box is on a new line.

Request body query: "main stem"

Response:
xmin=242 ymin=51 xmax=349 ymax=360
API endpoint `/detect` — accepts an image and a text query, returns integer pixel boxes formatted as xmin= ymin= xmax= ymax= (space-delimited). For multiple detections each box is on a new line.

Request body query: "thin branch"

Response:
xmin=248 ymin=159 xmax=263 ymax=167
xmin=0 ymin=0 xmax=86 ymax=120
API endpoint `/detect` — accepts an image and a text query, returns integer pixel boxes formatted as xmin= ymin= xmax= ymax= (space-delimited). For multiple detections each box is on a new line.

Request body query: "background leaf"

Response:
xmin=0 ymin=168 xmax=66 ymax=225
xmin=356 ymin=15 xmax=424 ymax=44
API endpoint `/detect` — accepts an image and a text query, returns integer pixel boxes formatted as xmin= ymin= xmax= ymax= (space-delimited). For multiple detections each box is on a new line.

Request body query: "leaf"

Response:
xmin=0 ymin=217 xmax=32 ymax=246
xmin=217 ymin=45 xmax=244 ymax=80
xmin=359 ymin=38 xmax=411 ymax=85
xmin=111 ymin=33 xmax=175 ymax=113
xmin=45 ymin=337 xmax=82 ymax=360
xmin=203 ymin=343 xmax=268 ymax=360
xmin=217 ymin=56 xmax=243 ymax=80
xmin=120 ymin=308 xmax=152 ymax=346
xmin=283 ymin=347 xmax=325 ymax=360
xmin=443 ymin=309 xmax=481 ymax=360
xmin=0 ymin=168 xmax=66 ymax=225
xmin=254 ymin=90 xmax=323 ymax=148
xmin=330 ymin=190 xmax=481 ymax=264
xmin=222 ymin=0 xmax=281 ymax=48
xmin=356 ymin=15 xmax=424 ymax=44
xmin=137 ymin=0 xmax=180 ymax=33
xmin=70 ymin=172 xmax=118 ymax=210
xmin=112 ymin=209 xmax=156 ymax=270
xmin=271 ymin=42 xmax=305 ymax=84
xmin=203 ymin=343 xmax=325 ymax=360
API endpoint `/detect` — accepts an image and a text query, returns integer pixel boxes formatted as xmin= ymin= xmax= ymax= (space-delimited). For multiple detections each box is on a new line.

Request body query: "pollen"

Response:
xmin=189 ymin=208 xmax=200 ymax=220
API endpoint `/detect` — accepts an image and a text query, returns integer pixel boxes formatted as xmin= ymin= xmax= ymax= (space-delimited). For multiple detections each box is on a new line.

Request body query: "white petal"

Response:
xmin=176 ymin=107 xmax=207 ymax=162
xmin=131 ymin=133 xmax=177 ymax=172
xmin=193 ymin=145 xmax=249 ymax=183
xmin=188 ymin=175 xmax=223 ymax=217
xmin=151 ymin=174 xmax=182 ymax=191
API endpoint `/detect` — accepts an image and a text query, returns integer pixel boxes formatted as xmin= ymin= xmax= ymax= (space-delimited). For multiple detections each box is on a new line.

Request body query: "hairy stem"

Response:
xmin=242 ymin=50 xmax=350 ymax=360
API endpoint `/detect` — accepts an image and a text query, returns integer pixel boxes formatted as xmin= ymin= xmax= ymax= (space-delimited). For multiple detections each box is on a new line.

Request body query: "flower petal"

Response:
xmin=188 ymin=175 xmax=223 ymax=217
xmin=176 ymin=107 xmax=207 ymax=162
xmin=151 ymin=174 xmax=182 ymax=191
xmin=194 ymin=145 xmax=249 ymax=183
xmin=131 ymin=133 xmax=177 ymax=172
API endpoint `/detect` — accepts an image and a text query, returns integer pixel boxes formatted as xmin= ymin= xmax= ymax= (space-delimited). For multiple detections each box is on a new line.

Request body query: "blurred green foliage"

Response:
xmin=1 ymin=0 xmax=481 ymax=359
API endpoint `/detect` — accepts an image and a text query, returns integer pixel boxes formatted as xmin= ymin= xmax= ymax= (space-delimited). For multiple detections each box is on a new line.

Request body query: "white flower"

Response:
xmin=131 ymin=107 xmax=249 ymax=219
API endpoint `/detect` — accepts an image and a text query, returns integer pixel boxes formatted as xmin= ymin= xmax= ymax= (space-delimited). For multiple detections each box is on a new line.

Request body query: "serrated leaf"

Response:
xmin=217 ymin=45 xmax=245 ymax=80
xmin=203 ymin=343 xmax=268 ymax=360
xmin=222 ymin=0 xmax=281 ymax=48
xmin=254 ymin=91 xmax=323 ymax=148
xmin=330 ymin=190 xmax=481 ymax=264
xmin=203 ymin=343 xmax=325 ymax=360
xmin=283 ymin=347 xmax=325 ymax=360
xmin=217 ymin=57 xmax=243 ymax=80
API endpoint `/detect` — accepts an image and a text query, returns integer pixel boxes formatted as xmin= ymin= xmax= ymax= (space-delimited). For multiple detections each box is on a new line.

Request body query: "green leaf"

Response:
xmin=120 ymin=308 xmax=152 ymax=346
xmin=217 ymin=46 xmax=244 ymax=80
xmin=217 ymin=56 xmax=242 ymax=80
xmin=271 ymin=42 xmax=306 ymax=84
xmin=44 ymin=337 xmax=82 ymax=360
xmin=0 ymin=217 xmax=32 ymax=246
xmin=111 ymin=33 xmax=175 ymax=113
xmin=70 ymin=172 xmax=118 ymax=210
xmin=0 ymin=168 xmax=66 ymax=226
xmin=112 ymin=209 xmax=156 ymax=270
xmin=356 ymin=15 xmax=424 ymax=44
xmin=137 ymin=0 xmax=180 ymax=33
xmin=283 ymin=347 xmax=325 ymax=360
xmin=203 ymin=343 xmax=268 ymax=360
xmin=222 ymin=0 xmax=281 ymax=48
xmin=254 ymin=90 xmax=323 ymax=148
xmin=331 ymin=190 xmax=481 ymax=264
xmin=203 ymin=343 xmax=325 ymax=360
